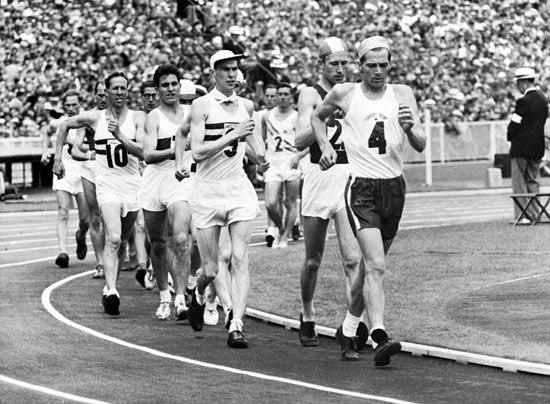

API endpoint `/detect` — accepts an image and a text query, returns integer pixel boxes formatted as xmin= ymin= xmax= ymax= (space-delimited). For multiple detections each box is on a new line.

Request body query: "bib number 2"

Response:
xmin=105 ymin=144 xmax=129 ymax=168
xmin=368 ymin=121 xmax=386 ymax=154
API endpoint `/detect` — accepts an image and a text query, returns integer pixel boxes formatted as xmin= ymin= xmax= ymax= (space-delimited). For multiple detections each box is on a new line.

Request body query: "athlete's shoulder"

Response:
xmin=298 ymin=86 xmax=322 ymax=104
xmin=391 ymin=84 xmax=416 ymax=104
xmin=331 ymin=82 xmax=355 ymax=98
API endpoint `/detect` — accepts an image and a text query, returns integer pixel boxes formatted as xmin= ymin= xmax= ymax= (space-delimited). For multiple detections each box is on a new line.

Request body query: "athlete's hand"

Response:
xmin=256 ymin=156 xmax=270 ymax=174
xmin=319 ymin=144 xmax=336 ymax=170
xmin=106 ymin=117 xmax=121 ymax=138
xmin=40 ymin=152 xmax=50 ymax=166
xmin=175 ymin=167 xmax=190 ymax=182
xmin=398 ymin=104 xmax=414 ymax=133
xmin=290 ymin=154 xmax=301 ymax=170
xmin=52 ymin=160 xmax=65 ymax=179
xmin=232 ymin=118 xmax=255 ymax=140
xmin=89 ymin=150 xmax=96 ymax=161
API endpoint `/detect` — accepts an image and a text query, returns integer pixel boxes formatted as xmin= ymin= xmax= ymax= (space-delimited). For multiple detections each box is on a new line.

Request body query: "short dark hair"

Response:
xmin=153 ymin=64 xmax=181 ymax=87
xmin=94 ymin=81 xmax=105 ymax=94
xmin=140 ymin=80 xmax=156 ymax=95
xmin=62 ymin=90 xmax=80 ymax=104
xmin=277 ymin=82 xmax=292 ymax=92
xmin=105 ymin=71 xmax=129 ymax=89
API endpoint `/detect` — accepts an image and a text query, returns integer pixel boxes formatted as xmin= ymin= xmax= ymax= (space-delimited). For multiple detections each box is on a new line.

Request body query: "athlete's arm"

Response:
xmin=108 ymin=111 xmax=144 ymax=159
xmin=295 ymin=87 xmax=319 ymax=150
xmin=190 ymin=98 xmax=254 ymax=162
xmin=143 ymin=111 xmax=172 ymax=164
xmin=175 ymin=114 xmax=191 ymax=180
xmin=70 ymin=128 xmax=91 ymax=161
xmin=394 ymin=84 xmax=426 ymax=153
xmin=54 ymin=111 xmax=98 ymax=178
xmin=40 ymin=122 xmax=55 ymax=165
xmin=244 ymin=101 xmax=267 ymax=165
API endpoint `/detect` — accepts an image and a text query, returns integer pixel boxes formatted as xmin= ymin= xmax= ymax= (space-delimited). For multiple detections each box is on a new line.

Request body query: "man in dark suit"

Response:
xmin=507 ymin=67 xmax=549 ymax=223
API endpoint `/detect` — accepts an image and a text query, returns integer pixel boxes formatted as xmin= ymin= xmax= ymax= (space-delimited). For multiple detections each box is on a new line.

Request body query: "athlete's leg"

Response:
xmin=55 ymin=190 xmax=72 ymax=257
xmin=142 ymin=209 xmax=170 ymax=292
xmin=167 ymin=201 xmax=192 ymax=297
xmin=227 ymin=220 xmax=253 ymax=326
xmin=133 ymin=209 xmax=148 ymax=269
xmin=300 ymin=216 xmax=329 ymax=321
xmin=100 ymin=203 xmax=125 ymax=292
xmin=82 ymin=178 xmax=104 ymax=267
xmin=281 ymin=178 xmax=301 ymax=243
xmin=214 ymin=227 xmax=233 ymax=310
xmin=264 ymin=180 xmax=284 ymax=236
xmin=334 ymin=208 xmax=362 ymax=306
xmin=74 ymin=192 xmax=90 ymax=258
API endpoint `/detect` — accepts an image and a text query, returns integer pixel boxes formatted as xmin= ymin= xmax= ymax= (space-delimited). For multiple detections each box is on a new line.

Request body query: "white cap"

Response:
xmin=358 ymin=36 xmax=390 ymax=61
xmin=228 ymin=25 xmax=244 ymax=36
xmin=513 ymin=67 xmax=537 ymax=81
xmin=270 ymin=58 xmax=288 ymax=69
xmin=179 ymin=79 xmax=196 ymax=96
xmin=210 ymin=50 xmax=243 ymax=70
xmin=236 ymin=69 xmax=245 ymax=83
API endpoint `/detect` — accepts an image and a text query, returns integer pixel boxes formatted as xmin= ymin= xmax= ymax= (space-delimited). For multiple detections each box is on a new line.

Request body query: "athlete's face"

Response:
xmin=264 ymin=88 xmax=277 ymax=109
xmin=63 ymin=95 xmax=80 ymax=117
xmin=360 ymin=48 xmax=391 ymax=91
xmin=213 ymin=60 xmax=239 ymax=94
xmin=142 ymin=87 xmax=158 ymax=113
xmin=95 ymin=83 xmax=108 ymax=110
xmin=322 ymin=52 xmax=349 ymax=85
xmin=277 ymin=86 xmax=292 ymax=108
xmin=107 ymin=77 xmax=128 ymax=108
xmin=157 ymin=74 xmax=180 ymax=106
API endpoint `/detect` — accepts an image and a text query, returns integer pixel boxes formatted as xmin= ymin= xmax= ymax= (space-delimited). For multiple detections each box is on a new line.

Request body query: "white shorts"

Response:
xmin=302 ymin=163 xmax=350 ymax=220
xmin=52 ymin=162 xmax=83 ymax=195
xmin=80 ymin=160 xmax=97 ymax=184
xmin=190 ymin=175 xmax=260 ymax=229
xmin=264 ymin=153 xmax=301 ymax=183
xmin=139 ymin=166 xmax=193 ymax=211
xmin=96 ymin=173 xmax=141 ymax=217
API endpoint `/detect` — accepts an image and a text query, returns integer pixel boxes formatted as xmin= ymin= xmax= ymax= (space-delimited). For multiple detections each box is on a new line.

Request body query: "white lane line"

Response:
xmin=0 ymin=374 xmax=110 ymax=404
xmin=0 ymin=230 xmax=63 ymax=240
xmin=0 ymin=254 xmax=72 ymax=269
xmin=2 ymin=237 xmax=58 ymax=246
xmin=42 ymin=271 xmax=416 ymax=404
xmin=0 ymin=243 xmax=79 ymax=255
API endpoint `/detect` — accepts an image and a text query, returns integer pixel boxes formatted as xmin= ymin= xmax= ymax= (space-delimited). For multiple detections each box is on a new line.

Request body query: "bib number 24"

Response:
xmin=368 ymin=121 xmax=386 ymax=154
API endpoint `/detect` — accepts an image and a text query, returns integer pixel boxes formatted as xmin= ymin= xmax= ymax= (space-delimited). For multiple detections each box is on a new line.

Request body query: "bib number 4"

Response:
xmin=368 ymin=121 xmax=386 ymax=154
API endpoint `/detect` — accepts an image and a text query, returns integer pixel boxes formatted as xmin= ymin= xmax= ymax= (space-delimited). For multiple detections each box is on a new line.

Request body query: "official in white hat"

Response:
xmin=508 ymin=66 xmax=548 ymax=223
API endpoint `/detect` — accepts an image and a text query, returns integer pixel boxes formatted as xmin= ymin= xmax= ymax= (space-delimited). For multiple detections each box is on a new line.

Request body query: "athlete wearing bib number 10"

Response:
xmin=312 ymin=36 xmax=426 ymax=366
xmin=54 ymin=71 xmax=145 ymax=317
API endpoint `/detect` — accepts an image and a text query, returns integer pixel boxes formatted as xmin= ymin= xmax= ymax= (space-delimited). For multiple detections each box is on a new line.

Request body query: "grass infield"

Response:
xmin=248 ymin=220 xmax=550 ymax=364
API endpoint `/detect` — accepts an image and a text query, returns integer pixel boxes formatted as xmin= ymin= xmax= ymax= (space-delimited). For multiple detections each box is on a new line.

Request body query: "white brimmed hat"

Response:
xmin=210 ymin=50 xmax=243 ymax=69
xmin=179 ymin=79 xmax=196 ymax=96
xmin=358 ymin=36 xmax=390 ymax=61
xmin=270 ymin=58 xmax=288 ymax=69
xmin=513 ymin=67 xmax=537 ymax=81
xmin=228 ymin=25 xmax=244 ymax=36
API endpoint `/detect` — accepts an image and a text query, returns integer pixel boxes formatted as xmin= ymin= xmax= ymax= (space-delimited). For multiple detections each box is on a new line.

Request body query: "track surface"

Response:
xmin=1 ymin=192 xmax=549 ymax=403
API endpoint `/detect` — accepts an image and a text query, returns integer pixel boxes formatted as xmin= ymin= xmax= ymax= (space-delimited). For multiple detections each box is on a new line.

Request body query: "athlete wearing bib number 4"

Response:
xmin=54 ymin=72 xmax=145 ymax=317
xmin=188 ymin=50 xmax=265 ymax=349
xmin=312 ymin=36 xmax=426 ymax=366
xmin=294 ymin=37 xmax=364 ymax=356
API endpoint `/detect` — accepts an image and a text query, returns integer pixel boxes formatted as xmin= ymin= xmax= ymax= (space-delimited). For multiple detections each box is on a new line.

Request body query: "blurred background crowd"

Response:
xmin=1 ymin=0 xmax=548 ymax=137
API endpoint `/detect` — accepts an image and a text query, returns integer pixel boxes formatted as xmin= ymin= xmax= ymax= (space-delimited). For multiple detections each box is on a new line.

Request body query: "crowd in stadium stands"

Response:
xmin=0 ymin=0 xmax=548 ymax=137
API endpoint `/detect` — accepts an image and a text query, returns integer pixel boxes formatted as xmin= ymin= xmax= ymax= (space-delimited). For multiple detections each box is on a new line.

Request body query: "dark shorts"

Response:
xmin=345 ymin=175 xmax=406 ymax=241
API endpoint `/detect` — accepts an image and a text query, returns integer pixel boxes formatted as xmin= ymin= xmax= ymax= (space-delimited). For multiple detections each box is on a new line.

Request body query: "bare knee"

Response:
xmin=89 ymin=211 xmax=102 ymax=230
xmin=150 ymin=240 xmax=167 ymax=257
xmin=265 ymin=198 xmax=280 ymax=212
xmin=342 ymin=253 xmax=361 ymax=274
xmin=304 ymin=257 xmax=321 ymax=274
xmin=365 ymin=257 xmax=386 ymax=277
xmin=172 ymin=231 xmax=189 ymax=252
xmin=106 ymin=232 xmax=122 ymax=251
xmin=230 ymin=250 xmax=248 ymax=272
xmin=58 ymin=206 xmax=70 ymax=222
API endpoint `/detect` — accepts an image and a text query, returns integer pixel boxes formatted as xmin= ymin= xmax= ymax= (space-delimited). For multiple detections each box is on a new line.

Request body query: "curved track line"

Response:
xmin=0 ymin=374 xmax=110 ymax=404
xmin=42 ymin=271 xmax=416 ymax=404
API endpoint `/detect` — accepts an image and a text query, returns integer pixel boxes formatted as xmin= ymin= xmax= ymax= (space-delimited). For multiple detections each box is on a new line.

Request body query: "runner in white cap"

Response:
xmin=294 ymin=37 xmax=366 ymax=356
xmin=312 ymin=36 xmax=426 ymax=366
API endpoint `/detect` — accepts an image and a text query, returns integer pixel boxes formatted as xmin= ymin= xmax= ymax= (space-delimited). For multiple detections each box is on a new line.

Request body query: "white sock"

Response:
xmin=159 ymin=289 xmax=171 ymax=303
xmin=301 ymin=306 xmax=315 ymax=322
xmin=103 ymin=285 xmax=108 ymax=295
xmin=195 ymin=288 xmax=207 ymax=305
xmin=187 ymin=275 xmax=197 ymax=290
xmin=106 ymin=288 xmax=119 ymax=297
xmin=229 ymin=319 xmax=243 ymax=332
xmin=175 ymin=294 xmax=187 ymax=307
xmin=206 ymin=301 xmax=217 ymax=311
xmin=342 ymin=311 xmax=361 ymax=338
xmin=223 ymin=306 xmax=232 ymax=317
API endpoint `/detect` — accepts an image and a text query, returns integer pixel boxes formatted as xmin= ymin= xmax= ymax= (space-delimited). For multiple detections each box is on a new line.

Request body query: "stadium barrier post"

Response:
xmin=439 ymin=123 xmax=445 ymax=164
xmin=424 ymin=108 xmax=433 ymax=186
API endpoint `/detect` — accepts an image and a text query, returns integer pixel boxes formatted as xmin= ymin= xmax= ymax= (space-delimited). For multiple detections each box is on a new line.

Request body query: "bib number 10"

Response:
xmin=105 ymin=144 xmax=129 ymax=168
xmin=368 ymin=121 xmax=386 ymax=154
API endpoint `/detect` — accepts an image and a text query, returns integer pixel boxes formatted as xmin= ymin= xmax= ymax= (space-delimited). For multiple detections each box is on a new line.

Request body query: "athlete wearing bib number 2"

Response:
xmin=55 ymin=72 xmax=145 ymax=318
xmin=188 ymin=50 xmax=261 ymax=349
xmin=312 ymin=36 xmax=426 ymax=366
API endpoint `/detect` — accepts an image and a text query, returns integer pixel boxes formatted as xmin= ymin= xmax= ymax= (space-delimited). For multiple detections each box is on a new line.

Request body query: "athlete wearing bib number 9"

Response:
xmin=312 ymin=36 xmax=426 ymax=366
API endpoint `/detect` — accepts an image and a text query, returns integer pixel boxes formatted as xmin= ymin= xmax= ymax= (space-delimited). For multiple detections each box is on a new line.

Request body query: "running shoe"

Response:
xmin=356 ymin=321 xmax=369 ymax=352
xmin=55 ymin=253 xmax=69 ymax=268
xmin=75 ymin=230 xmax=87 ymax=260
xmin=135 ymin=266 xmax=147 ymax=288
xmin=188 ymin=291 xmax=205 ymax=331
xmin=103 ymin=292 xmax=120 ymax=316
xmin=174 ymin=294 xmax=188 ymax=321
xmin=227 ymin=330 xmax=248 ymax=349
xmin=278 ymin=239 xmax=288 ymax=249
xmin=291 ymin=224 xmax=301 ymax=241
xmin=298 ymin=313 xmax=318 ymax=347
xmin=335 ymin=326 xmax=359 ymax=361
xmin=144 ymin=267 xmax=156 ymax=290
xmin=204 ymin=302 xmax=219 ymax=326
xmin=92 ymin=264 xmax=105 ymax=279
xmin=374 ymin=338 xmax=402 ymax=367
xmin=155 ymin=301 xmax=171 ymax=320
xmin=265 ymin=226 xmax=276 ymax=247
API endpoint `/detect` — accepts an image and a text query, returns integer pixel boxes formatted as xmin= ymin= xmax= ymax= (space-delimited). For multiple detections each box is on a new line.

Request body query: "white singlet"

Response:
xmin=264 ymin=108 xmax=298 ymax=157
xmin=52 ymin=119 xmax=83 ymax=195
xmin=341 ymin=83 xmax=405 ymax=179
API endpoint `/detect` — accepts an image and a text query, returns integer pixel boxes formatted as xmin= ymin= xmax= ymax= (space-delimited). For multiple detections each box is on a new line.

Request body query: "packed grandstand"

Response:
xmin=1 ymin=0 xmax=548 ymax=137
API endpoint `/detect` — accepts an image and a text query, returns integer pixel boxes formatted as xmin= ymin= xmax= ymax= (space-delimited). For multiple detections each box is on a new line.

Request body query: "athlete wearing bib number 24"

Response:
xmin=188 ymin=50 xmax=261 ymax=349
xmin=54 ymin=71 xmax=145 ymax=317
xmin=312 ymin=36 xmax=426 ymax=366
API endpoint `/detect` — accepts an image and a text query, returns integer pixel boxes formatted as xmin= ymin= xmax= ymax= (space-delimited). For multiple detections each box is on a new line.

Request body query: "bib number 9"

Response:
xmin=223 ymin=126 xmax=238 ymax=157
xmin=368 ymin=121 xmax=386 ymax=154
xmin=105 ymin=144 xmax=129 ymax=168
